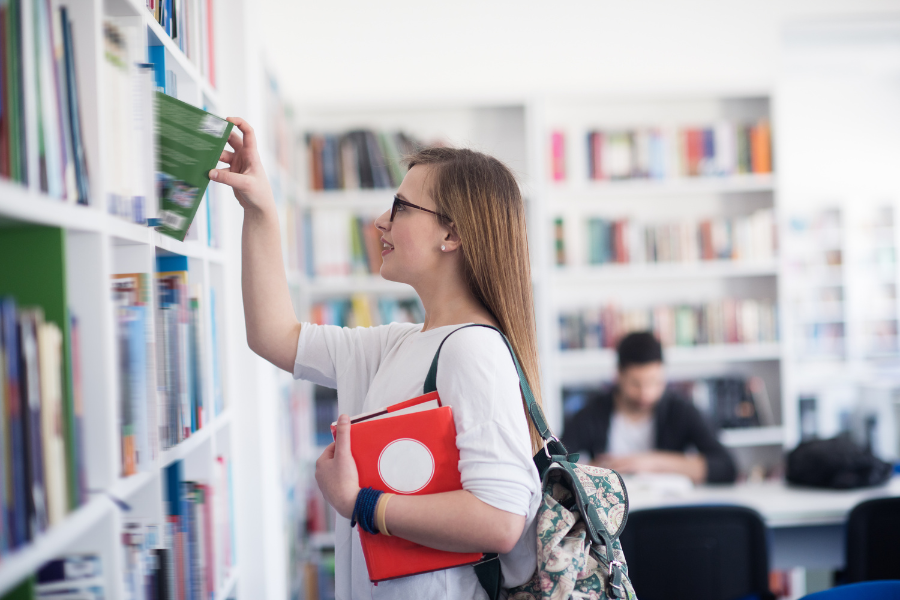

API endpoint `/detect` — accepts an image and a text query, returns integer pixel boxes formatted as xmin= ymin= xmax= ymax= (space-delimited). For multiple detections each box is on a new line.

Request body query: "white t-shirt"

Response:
xmin=607 ymin=411 xmax=654 ymax=456
xmin=294 ymin=322 xmax=541 ymax=600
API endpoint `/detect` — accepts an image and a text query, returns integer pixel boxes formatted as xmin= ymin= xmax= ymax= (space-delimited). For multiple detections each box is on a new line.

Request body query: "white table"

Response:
xmin=623 ymin=475 xmax=900 ymax=569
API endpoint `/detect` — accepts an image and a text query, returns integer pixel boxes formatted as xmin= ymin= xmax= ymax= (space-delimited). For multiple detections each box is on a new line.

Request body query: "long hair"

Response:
xmin=407 ymin=147 xmax=544 ymax=454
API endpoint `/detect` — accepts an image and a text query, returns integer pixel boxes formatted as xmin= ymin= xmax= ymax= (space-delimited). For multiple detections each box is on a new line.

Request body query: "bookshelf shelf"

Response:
xmin=0 ymin=0 xmax=243 ymax=594
xmin=301 ymin=190 xmax=394 ymax=212
xmin=719 ymin=426 xmax=785 ymax=448
xmin=548 ymin=173 xmax=776 ymax=200
xmin=0 ymin=498 xmax=115 ymax=594
xmin=558 ymin=343 xmax=782 ymax=383
xmin=289 ymin=273 xmax=416 ymax=296
xmin=551 ymin=260 xmax=779 ymax=283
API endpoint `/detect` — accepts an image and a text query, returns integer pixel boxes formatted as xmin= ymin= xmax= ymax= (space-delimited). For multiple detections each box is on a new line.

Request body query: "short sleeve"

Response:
xmin=434 ymin=328 xmax=539 ymax=517
xmin=293 ymin=322 xmax=420 ymax=397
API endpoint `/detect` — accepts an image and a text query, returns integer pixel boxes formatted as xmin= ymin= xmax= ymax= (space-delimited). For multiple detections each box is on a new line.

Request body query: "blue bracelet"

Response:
xmin=351 ymin=487 xmax=383 ymax=535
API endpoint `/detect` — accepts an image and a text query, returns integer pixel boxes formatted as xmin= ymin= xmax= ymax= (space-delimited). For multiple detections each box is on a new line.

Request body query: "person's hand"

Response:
xmin=209 ymin=117 xmax=275 ymax=214
xmin=315 ymin=414 xmax=361 ymax=520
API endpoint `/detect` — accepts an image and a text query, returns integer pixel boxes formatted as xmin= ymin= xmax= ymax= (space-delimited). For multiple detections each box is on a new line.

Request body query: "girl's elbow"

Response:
xmin=491 ymin=514 xmax=526 ymax=554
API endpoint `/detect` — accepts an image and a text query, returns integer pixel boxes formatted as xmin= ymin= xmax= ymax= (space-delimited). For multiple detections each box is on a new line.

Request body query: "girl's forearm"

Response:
xmin=241 ymin=204 xmax=301 ymax=372
xmin=382 ymin=490 xmax=525 ymax=554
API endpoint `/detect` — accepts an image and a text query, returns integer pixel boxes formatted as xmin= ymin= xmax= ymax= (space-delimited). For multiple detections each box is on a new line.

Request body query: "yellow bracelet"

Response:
xmin=376 ymin=493 xmax=394 ymax=536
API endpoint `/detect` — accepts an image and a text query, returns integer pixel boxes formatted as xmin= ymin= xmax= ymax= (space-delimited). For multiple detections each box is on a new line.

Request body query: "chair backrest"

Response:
xmin=800 ymin=581 xmax=900 ymax=600
xmin=845 ymin=496 xmax=900 ymax=583
xmin=618 ymin=505 xmax=772 ymax=600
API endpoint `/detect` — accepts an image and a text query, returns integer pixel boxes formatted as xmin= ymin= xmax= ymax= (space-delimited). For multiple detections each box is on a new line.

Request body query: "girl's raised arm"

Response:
xmin=210 ymin=117 xmax=301 ymax=373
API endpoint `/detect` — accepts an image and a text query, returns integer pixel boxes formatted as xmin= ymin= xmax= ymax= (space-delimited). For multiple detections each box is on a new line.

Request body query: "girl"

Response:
xmin=211 ymin=118 xmax=543 ymax=599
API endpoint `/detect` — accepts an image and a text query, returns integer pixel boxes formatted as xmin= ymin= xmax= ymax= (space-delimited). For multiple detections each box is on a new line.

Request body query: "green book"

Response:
xmin=155 ymin=92 xmax=234 ymax=241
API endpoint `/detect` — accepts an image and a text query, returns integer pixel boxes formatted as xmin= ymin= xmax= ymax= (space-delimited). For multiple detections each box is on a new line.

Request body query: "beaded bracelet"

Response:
xmin=350 ymin=487 xmax=383 ymax=535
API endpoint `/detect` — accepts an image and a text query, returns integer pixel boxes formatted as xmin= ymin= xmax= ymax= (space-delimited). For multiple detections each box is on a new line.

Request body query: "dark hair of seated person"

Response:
xmin=617 ymin=331 xmax=663 ymax=371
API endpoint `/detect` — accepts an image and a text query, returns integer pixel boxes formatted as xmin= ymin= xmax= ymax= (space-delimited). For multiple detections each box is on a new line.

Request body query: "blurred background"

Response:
xmin=1 ymin=1 xmax=900 ymax=599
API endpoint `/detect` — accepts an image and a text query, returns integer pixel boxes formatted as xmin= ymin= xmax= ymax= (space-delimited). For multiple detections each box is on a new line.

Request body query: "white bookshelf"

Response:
xmin=0 ymin=0 xmax=244 ymax=596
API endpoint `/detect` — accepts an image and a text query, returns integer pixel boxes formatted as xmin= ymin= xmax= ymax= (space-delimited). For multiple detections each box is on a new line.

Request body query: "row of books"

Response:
xmin=112 ymin=256 xmax=224 ymax=474
xmin=292 ymin=209 xmax=385 ymax=277
xmin=549 ymin=119 xmax=772 ymax=181
xmin=2 ymin=554 xmax=105 ymax=600
xmin=309 ymin=296 xmax=425 ymax=331
xmin=0 ymin=298 xmax=87 ymax=557
xmin=146 ymin=0 xmax=216 ymax=87
xmin=571 ymin=209 xmax=776 ymax=266
xmin=0 ymin=0 xmax=90 ymax=203
xmin=155 ymin=457 xmax=235 ymax=600
xmin=558 ymin=298 xmax=779 ymax=350
xmin=563 ymin=375 xmax=776 ymax=431
xmin=306 ymin=130 xmax=421 ymax=191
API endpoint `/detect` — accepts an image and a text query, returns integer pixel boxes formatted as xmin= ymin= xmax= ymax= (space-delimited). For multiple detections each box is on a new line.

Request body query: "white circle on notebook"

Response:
xmin=378 ymin=438 xmax=435 ymax=494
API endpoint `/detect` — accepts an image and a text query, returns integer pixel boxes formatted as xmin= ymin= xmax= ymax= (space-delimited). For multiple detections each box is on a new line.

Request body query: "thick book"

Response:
xmin=332 ymin=392 xmax=485 ymax=583
xmin=154 ymin=92 xmax=233 ymax=241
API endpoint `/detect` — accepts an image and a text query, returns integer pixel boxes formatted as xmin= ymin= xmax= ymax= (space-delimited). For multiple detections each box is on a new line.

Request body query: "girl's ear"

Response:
xmin=441 ymin=222 xmax=461 ymax=252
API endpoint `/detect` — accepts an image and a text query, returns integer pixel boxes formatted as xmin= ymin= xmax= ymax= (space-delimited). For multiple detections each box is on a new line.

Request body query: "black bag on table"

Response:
xmin=786 ymin=434 xmax=893 ymax=489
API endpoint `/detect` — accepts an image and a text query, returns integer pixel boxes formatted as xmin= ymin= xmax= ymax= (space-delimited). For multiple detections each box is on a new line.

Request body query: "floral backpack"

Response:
xmin=424 ymin=325 xmax=637 ymax=600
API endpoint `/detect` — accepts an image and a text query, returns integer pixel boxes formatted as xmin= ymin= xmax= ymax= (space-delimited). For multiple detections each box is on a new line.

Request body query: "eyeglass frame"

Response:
xmin=390 ymin=195 xmax=450 ymax=223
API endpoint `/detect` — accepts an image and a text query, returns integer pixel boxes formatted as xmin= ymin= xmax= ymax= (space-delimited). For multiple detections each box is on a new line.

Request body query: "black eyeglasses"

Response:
xmin=390 ymin=195 xmax=450 ymax=222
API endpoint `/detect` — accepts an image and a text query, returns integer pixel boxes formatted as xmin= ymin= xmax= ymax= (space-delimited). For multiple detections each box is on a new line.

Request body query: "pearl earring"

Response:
xmin=441 ymin=245 xmax=446 ymax=251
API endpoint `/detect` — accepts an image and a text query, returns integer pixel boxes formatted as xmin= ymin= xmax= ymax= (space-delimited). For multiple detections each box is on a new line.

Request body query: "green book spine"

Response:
xmin=1 ymin=575 xmax=35 ymax=600
xmin=155 ymin=92 xmax=234 ymax=240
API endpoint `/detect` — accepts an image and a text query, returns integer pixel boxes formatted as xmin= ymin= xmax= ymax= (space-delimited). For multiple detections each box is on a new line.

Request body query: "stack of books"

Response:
xmin=584 ymin=119 xmax=772 ymax=180
xmin=155 ymin=256 xmax=209 ymax=451
xmin=146 ymin=0 xmax=216 ymax=86
xmin=0 ymin=1 xmax=90 ymax=203
xmin=310 ymin=295 xmax=424 ymax=330
xmin=558 ymin=298 xmax=779 ymax=350
xmin=0 ymin=298 xmax=87 ymax=556
xmin=582 ymin=209 xmax=776 ymax=265
xmin=306 ymin=130 xmax=421 ymax=191
xmin=113 ymin=273 xmax=157 ymax=476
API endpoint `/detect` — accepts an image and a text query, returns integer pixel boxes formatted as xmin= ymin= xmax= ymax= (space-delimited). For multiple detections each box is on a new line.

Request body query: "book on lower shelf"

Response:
xmin=559 ymin=298 xmax=779 ymax=350
xmin=162 ymin=456 xmax=235 ymax=600
xmin=0 ymin=554 xmax=106 ymax=600
xmin=0 ymin=297 xmax=87 ymax=556
xmin=0 ymin=1 xmax=90 ymax=203
xmin=155 ymin=255 xmax=207 ymax=450
xmin=309 ymin=296 xmax=424 ymax=330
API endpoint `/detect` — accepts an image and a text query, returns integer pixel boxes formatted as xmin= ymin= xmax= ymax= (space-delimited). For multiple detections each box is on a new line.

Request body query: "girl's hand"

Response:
xmin=315 ymin=414 xmax=360 ymax=519
xmin=209 ymin=117 xmax=275 ymax=214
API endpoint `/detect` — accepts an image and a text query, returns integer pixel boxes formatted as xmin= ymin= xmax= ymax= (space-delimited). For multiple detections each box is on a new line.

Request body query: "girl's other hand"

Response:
xmin=209 ymin=117 xmax=275 ymax=214
xmin=315 ymin=414 xmax=361 ymax=519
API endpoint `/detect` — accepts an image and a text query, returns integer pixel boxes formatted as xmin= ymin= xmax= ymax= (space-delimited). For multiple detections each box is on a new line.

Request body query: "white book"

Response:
xmin=714 ymin=122 xmax=737 ymax=176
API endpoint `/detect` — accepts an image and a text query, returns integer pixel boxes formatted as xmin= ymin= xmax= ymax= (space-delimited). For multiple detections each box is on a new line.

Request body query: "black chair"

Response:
xmin=845 ymin=496 xmax=900 ymax=582
xmin=618 ymin=505 xmax=774 ymax=600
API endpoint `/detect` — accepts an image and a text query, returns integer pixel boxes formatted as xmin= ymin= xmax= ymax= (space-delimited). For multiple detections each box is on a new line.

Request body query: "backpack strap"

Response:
xmin=423 ymin=324 xmax=555 ymax=443
xmin=423 ymin=323 xmax=565 ymax=600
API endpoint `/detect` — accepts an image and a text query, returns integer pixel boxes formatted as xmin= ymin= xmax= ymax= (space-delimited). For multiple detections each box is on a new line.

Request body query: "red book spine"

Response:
xmin=592 ymin=131 xmax=604 ymax=180
xmin=687 ymin=129 xmax=702 ymax=176
xmin=700 ymin=221 xmax=713 ymax=260
xmin=551 ymin=131 xmax=565 ymax=182
xmin=201 ymin=484 xmax=215 ymax=600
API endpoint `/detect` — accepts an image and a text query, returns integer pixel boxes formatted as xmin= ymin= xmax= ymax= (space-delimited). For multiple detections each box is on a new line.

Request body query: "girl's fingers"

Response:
xmin=219 ymin=149 xmax=234 ymax=163
xmin=226 ymin=117 xmax=257 ymax=151
xmin=209 ymin=167 xmax=249 ymax=190
xmin=226 ymin=128 xmax=244 ymax=152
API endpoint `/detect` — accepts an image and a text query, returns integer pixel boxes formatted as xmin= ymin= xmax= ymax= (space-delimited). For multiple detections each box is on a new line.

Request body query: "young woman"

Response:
xmin=211 ymin=118 xmax=543 ymax=599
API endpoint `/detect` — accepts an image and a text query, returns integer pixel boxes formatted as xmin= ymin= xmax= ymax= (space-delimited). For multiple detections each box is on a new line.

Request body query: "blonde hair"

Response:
xmin=407 ymin=147 xmax=545 ymax=454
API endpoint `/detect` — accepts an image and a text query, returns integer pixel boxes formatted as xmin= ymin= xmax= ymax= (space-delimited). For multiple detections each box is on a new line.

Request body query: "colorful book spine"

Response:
xmin=305 ymin=129 xmax=422 ymax=191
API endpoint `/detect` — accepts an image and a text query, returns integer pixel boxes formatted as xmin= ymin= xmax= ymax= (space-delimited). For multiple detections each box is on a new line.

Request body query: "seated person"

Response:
xmin=561 ymin=331 xmax=737 ymax=484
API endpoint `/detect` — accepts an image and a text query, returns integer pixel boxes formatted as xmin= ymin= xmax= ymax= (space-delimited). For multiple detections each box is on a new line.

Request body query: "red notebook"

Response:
xmin=331 ymin=392 xmax=485 ymax=582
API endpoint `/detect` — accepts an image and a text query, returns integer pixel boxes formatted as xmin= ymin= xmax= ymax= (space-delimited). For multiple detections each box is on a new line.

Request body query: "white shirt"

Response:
xmin=294 ymin=322 xmax=541 ymax=600
xmin=607 ymin=411 xmax=654 ymax=456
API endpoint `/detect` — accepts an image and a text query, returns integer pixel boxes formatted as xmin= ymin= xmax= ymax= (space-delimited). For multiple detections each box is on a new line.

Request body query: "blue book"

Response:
xmin=0 ymin=304 xmax=7 ymax=555
xmin=148 ymin=46 xmax=167 ymax=93
xmin=127 ymin=306 xmax=149 ymax=470
xmin=1 ymin=298 xmax=28 ymax=548
xmin=181 ymin=481 xmax=195 ymax=600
